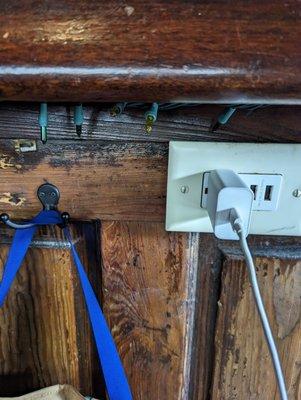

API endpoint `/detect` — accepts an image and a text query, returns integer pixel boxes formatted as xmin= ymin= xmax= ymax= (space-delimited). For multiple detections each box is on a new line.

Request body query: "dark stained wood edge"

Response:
xmin=1 ymin=74 xmax=301 ymax=104
xmin=73 ymin=221 xmax=105 ymax=398
xmin=0 ymin=1 xmax=300 ymax=102
xmin=188 ymin=234 xmax=223 ymax=400
xmin=181 ymin=232 xmax=201 ymax=398
xmin=219 ymin=235 xmax=301 ymax=260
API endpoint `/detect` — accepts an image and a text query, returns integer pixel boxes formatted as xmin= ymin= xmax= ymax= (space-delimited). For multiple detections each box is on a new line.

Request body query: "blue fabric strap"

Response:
xmin=0 ymin=210 xmax=132 ymax=400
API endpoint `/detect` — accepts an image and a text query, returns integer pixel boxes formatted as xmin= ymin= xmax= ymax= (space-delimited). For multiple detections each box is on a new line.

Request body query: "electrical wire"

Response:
xmin=116 ymin=102 xmax=204 ymax=111
xmin=109 ymin=102 xmax=270 ymax=133
xmin=232 ymin=218 xmax=288 ymax=400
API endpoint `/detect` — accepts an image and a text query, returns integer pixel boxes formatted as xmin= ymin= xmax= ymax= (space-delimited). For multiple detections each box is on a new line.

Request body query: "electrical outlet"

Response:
xmin=201 ymin=172 xmax=282 ymax=211
xmin=166 ymin=142 xmax=301 ymax=236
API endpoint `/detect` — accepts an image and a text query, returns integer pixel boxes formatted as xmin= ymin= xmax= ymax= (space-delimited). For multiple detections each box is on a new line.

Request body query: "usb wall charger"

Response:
xmin=206 ymin=169 xmax=253 ymax=240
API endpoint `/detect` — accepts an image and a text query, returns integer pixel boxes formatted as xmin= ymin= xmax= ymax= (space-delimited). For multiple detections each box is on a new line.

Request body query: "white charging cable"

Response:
xmin=205 ymin=169 xmax=289 ymax=399
xmin=232 ymin=215 xmax=288 ymax=400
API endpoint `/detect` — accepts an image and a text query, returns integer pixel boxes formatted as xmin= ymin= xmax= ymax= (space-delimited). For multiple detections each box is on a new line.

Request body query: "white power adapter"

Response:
xmin=206 ymin=169 xmax=254 ymax=240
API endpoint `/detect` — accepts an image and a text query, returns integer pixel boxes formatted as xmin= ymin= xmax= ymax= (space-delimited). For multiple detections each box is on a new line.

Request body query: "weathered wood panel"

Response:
xmin=0 ymin=140 xmax=167 ymax=221
xmin=101 ymin=221 xmax=200 ymax=400
xmin=0 ymin=1 xmax=300 ymax=102
xmin=211 ymin=244 xmax=301 ymax=400
xmin=188 ymin=235 xmax=222 ymax=400
xmin=0 ymin=223 xmax=103 ymax=398
xmin=1 ymin=100 xmax=301 ymax=223
xmin=0 ymin=104 xmax=300 ymax=143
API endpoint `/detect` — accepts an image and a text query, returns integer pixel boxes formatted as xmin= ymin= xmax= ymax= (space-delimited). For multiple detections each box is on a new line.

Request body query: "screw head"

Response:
xmin=293 ymin=189 xmax=301 ymax=198
xmin=180 ymin=185 xmax=189 ymax=194
xmin=0 ymin=213 xmax=9 ymax=222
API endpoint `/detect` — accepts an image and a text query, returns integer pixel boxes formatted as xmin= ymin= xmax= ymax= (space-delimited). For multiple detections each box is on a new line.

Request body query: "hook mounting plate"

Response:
xmin=37 ymin=183 xmax=60 ymax=210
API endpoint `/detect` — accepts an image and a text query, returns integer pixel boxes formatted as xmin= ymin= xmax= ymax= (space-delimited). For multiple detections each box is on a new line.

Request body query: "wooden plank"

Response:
xmin=101 ymin=221 xmax=199 ymax=399
xmin=0 ymin=1 xmax=300 ymax=102
xmin=211 ymin=241 xmax=301 ymax=400
xmin=188 ymin=234 xmax=223 ymax=400
xmin=0 ymin=140 xmax=167 ymax=221
xmin=0 ymin=104 xmax=301 ymax=143
xmin=0 ymin=223 xmax=103 ymax=398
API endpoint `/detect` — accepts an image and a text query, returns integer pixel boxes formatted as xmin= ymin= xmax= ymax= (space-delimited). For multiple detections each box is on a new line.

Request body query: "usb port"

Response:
xmin=264 ymin=185 xmax=273 ymax=201
xmin=250 ymin=185 xmax=258 ymax=200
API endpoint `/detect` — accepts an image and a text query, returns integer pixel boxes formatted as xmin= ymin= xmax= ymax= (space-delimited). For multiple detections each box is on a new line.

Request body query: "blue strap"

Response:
xmin=0 ymin=210 xmax=132 ymax=400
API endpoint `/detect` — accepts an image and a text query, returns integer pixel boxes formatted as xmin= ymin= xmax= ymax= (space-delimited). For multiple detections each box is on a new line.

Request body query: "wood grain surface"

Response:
xmin=0 ymin=140 xmax=168 ymax=221
xmin=0 ymin=104 xmax=300 ymax=143
xmin=211 ymin=254 xmax=301 ymax=400
xmin=0 ymin=223 xmax=103 ymax=398
xmin=0 ymin=1 xmax=300 ymax=102
xmin=0 ymin=103 xmax=300 ymax=222
xmin=188 ymin=235 xmax=222 ymax=400
xmin=101 ymin=221 xmax=200 ymax=400
xmin=0 ymin=99 xmax=301 ymax=400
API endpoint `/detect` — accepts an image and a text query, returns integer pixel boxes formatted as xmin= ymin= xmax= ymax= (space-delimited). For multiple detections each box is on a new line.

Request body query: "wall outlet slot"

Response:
xmin=201 ymin=172 xmax=282 ymax=211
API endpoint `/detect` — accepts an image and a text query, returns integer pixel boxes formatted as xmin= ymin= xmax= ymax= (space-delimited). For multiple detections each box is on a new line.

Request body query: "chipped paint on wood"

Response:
xmin=0 ymin=192 xmax=26 ymax=206
xmin=0 ymin=141 xmax=167 ymax=220
xmin=0 ymin=154 xmax=21 ymax=170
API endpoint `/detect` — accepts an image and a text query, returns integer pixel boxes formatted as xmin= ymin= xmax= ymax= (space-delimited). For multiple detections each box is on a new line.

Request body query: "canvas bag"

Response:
xmin=1 ymin=385 xmax=93 ymax=400
xmin=0 ymin=210 xmax=133 ymax=400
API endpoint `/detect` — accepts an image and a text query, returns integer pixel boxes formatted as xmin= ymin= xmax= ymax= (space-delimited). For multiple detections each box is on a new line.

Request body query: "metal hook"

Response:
xmin=0 ymin=183 xmax=70 ymax=230
xmin=37 ymin=183 xmax=60 ymax=210
xmin=0 ymin=213 xmax=35 ymax=229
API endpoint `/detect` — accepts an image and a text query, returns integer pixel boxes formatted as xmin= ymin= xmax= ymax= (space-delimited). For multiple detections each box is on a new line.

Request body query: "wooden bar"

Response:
xmin=0 ymin=1 xmax=300 ymax=102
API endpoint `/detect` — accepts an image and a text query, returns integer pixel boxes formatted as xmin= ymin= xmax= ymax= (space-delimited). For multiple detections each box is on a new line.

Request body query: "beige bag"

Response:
xmin=0 ymin=386 xmax=97 ymax=400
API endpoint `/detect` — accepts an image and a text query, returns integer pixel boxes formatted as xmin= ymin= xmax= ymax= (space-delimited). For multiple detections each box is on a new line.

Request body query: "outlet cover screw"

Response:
xmin=293 ymin=189 xmax=301 ymax=198
xmin=180 ymin=185 xmax=189 ymax=194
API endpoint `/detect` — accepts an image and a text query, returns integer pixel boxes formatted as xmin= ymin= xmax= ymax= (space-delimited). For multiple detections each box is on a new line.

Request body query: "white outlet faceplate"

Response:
xmin=166 ymin=142 xmax=301 ymax=236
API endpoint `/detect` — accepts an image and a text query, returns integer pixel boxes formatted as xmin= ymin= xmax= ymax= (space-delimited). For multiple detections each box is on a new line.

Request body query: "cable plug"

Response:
xmin=205 ymin=169 xmax=253 ymax=240
xmin=110 ymin=102 xmax=127 ymax=117
xmin=74 ymin=103 xmax=84 ymax=137
xmin=145 ymin=103 xmax=158 ymax=133
xmin=210 ymin=106 xmax=237 ymax=132
xmin=229 ymin=208 xmax=243 ymax=233
xmin=38 ymin=102 xmax=48 ymax=144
